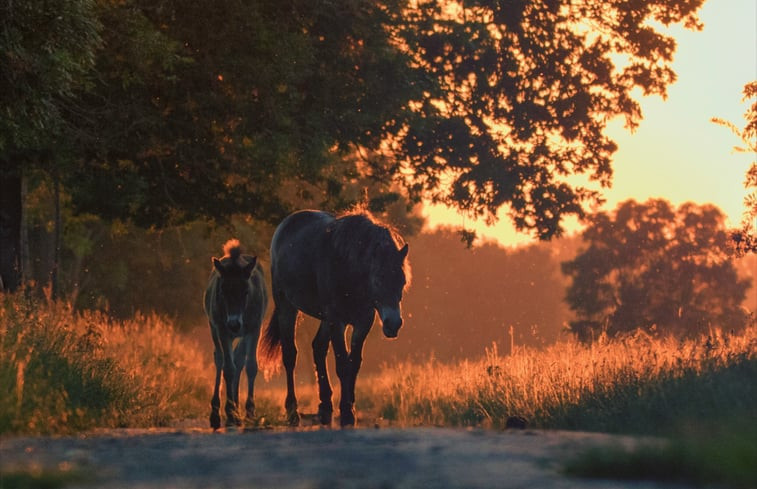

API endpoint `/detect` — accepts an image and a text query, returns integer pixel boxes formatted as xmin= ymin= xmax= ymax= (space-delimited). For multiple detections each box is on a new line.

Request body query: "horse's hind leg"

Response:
xmin=275 ymin=302 xmax=300 ymax=426
xmin=312 ymin=321 xmax=333 ymax=425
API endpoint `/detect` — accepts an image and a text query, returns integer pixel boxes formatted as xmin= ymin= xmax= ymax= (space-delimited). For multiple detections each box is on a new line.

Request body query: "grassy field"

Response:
xmin=2 ymin=295 xmax=755 ymax=486
xmin=355 ymin=328 xmax=756 ymax=434
xmin=2 ymin=294 xmax=755 ymax=435
xmin=0 ymin=295 xmax=208 ymax=435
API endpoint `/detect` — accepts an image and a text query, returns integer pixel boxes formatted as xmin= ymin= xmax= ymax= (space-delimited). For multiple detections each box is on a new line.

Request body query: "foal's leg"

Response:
xmin=312 ymin=321 xmax=332 ymax=425
xmin=209 ymin=327 xmax=223 ymax=430
xmin=232 ymin=336 xmax=246 ymax=414
xmin=275 ymin=302 xmax=300 ymax=426
xmin=219 ymin=331 xmax=241 ymax=426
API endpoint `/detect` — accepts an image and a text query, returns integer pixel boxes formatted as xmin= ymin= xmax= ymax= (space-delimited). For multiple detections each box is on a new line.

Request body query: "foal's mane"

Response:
xmin=219 ymin=238 xmax=253 ymax=269
xmin=329 ymin=210 xmax=411 ymax=285
xmin=222 ymin=239 xmax=243 ymax=261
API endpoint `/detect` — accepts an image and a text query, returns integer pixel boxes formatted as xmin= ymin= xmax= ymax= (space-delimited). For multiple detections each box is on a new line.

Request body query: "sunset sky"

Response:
xmin=426 ymin=0 xmax=757 ymax=246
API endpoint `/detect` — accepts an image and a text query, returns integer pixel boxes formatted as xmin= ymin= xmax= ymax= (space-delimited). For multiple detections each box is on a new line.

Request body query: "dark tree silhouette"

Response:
xmin=2 ymin=0 xmax=707 ymax=291
xmin=0 ymin=0 xmax=100 ymax=291
xmin=562 ymin=199 xmax=751 ymax=340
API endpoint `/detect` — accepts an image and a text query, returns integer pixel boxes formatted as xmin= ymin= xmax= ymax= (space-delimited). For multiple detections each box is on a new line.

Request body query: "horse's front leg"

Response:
xmin=219 ymin=332 xmax=241 ymax=426
xmin=312 ymin=321 xmax=333 ymax=425
xmin=329 ymin=323 xmax=354 ymax=427
xmin=209 ymin=328 xmax=223 ymax=430
xmin=341 ymin=314 xmax=373 ymax=427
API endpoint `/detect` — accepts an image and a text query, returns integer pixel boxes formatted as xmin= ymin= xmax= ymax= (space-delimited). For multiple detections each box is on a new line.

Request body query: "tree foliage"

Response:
xmin=2 ymin=0 xmax=710 ymax=292
xmin=5 ymin=0 xmax=706 ymax=234
xmin=63 ymin=0 xmax=422 ymax=227
xmin=0 ymin=0 xmax=101 ymax=157
xmin=562 ymin=199 xmax=751 ymax=340
xmin=393 ymin=0 xmax=704 ymax=238
xmin=712 ymin=81 xmax=757 ymax=255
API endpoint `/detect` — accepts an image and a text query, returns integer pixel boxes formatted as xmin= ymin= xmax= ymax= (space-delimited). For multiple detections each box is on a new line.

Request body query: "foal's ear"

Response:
xmin=242 ymin=256 xmax=257 ymax=277
xmin=398 ymin=243 xmax=409 ymax=260
xmin=212 ymin=257 xmax=224 ymax=274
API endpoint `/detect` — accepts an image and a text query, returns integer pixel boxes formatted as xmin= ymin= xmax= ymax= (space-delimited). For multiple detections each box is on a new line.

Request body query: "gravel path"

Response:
xmin=0 ymin=427 xmax=689 ymax=489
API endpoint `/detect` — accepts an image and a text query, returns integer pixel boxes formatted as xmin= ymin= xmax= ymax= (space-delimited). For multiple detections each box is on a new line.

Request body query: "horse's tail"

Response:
xmin=259 ymin=308 xmax=282 ymax=364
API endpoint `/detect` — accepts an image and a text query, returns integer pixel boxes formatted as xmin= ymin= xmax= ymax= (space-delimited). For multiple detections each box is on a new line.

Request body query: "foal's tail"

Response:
xmin=260 ymin=308 xmax=282 ymax=364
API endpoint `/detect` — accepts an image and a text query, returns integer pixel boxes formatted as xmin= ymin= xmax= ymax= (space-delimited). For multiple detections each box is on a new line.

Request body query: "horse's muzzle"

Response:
xmin=226 ymin=314 xmax=243 ymax=333
xmin=378 ymin=305 xmax=402 ymax=338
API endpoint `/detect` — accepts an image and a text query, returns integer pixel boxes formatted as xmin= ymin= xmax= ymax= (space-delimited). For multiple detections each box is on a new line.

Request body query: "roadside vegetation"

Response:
xmin=358 ymin=325 xmax=756 ymax=432
xmin=2 ymin=295 xmax=755 ymax=486
xmin=2 ymin=294 xmax=755 ymax=436
xmin=0 ymin=295 xmax=208 ymax=435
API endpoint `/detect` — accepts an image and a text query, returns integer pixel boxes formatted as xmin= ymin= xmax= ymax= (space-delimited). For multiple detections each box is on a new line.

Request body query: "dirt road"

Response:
xmin=1 ymin=427 xmax=686 ymax=488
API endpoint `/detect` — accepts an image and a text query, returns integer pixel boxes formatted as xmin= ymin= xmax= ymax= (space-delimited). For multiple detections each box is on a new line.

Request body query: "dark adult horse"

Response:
xmin=204 ymin=239 xmax=268 ymax=429
xmin=262 ymin=210 xmax=410 ymax=427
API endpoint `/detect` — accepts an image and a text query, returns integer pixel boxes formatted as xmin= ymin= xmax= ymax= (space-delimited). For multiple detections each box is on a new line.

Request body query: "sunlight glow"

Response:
xmin=426 ymin=0 xmax=757 ymax=246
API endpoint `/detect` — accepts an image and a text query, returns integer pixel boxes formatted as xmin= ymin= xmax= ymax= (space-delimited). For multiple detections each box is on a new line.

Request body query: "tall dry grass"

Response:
xmin=0 ymin=295 xmax=209 ymax=435
xmin=356 ymin=326 xmax=757 ymax=433
xmin=2 ymin=292 xmax=755 ymax=436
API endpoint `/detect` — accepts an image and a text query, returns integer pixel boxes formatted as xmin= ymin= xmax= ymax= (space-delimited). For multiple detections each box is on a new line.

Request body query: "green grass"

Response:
xmin=564 ymin=418 xmax=757 ymax=488
xmin=0 ymin=468 xmax=91 ymax=489
xmin=0 ymin=295 xmax=208 ymax=435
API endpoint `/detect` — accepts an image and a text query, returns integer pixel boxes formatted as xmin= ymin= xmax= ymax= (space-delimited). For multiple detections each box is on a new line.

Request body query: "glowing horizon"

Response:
xmin=425 ymin=0 xmax=756 ymax=247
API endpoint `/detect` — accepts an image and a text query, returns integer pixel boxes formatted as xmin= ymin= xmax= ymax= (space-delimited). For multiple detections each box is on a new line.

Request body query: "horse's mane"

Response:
xmin=330 ymin=210 xmax=411 ymax=286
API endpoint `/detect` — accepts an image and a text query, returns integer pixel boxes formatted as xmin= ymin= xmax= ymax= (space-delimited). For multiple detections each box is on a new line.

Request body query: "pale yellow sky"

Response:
xmin=426 ymin=0 xmax=757 ymax=246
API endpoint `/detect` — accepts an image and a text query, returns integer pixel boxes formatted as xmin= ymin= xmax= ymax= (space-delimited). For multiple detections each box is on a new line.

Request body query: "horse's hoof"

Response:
xmin=210 ymin=412 xmax=221 ymax=430
xmin=226 ymin=413 xmax=242 ymax=427
xmin=287 ymin=410 xmax=300 ymax=427
xmin=317 ymin=403 xmax=333 ymax=426
xmin=339 ymin=410 xmax=356 ymax=427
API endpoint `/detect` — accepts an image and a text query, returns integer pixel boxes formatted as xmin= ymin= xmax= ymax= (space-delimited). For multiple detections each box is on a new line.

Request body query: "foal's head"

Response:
xmin=213 ymin=242 xmax=256 ymax=332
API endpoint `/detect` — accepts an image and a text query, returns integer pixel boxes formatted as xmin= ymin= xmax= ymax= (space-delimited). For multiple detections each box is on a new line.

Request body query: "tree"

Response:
xmin=2 ymin=0 xmax=708 ymax=292
xmin=712 ymin=81 xmax=757 ymax=255
xmin=0 ymin=0 xmax=101 ymax=291
xmin=392 ymin=0 xmax=705 ymax=239
xmin=63 ymin=0 xmax=422 ymax=228
xmin=64 ymin=0 xmax=706 ymax=235
xmin=562 ymin=199 xmax=751 ymax=340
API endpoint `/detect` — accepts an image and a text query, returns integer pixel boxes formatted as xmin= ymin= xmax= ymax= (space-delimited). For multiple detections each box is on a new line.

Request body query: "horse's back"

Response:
xmin=270 ymin=210 xmax=336 ymax=316
xmin=272 ymin=210 xmax=333 ymax=248
xmin=271 ymin=210 xmax=334 ymax=269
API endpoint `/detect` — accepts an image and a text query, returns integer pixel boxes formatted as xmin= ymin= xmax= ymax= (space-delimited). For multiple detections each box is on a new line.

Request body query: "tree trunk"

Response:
xmin=0 ymin=174 xmax=22 ymax=292
xmin=51 ymin=171 xmax=61 ymax=300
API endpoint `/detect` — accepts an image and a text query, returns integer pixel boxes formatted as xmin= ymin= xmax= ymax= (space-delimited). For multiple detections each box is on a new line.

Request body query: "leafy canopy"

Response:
xmin=562 ymin=199 xmax=751 ymax=340
xmin=3 ymin=0 xmax=706 ymax=237
xmin=393 ymin=0 xmax=704 ymax=238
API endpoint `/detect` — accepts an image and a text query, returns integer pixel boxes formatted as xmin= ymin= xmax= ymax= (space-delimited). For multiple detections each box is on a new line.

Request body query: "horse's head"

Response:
xmin=372 ymin=243 xmax=409 ymax=339
xmin=212 ymin=255 xmax=257 ymax=332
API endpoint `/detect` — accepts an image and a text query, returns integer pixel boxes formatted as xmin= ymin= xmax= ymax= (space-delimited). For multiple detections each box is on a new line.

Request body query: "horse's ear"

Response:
xmin=399 ymin=243 xmax=409 ymax=260
xmin=242 ymin=256 xmax=257 ymax=277
xmin=212 ymin=257 xmax=224 ymax=274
